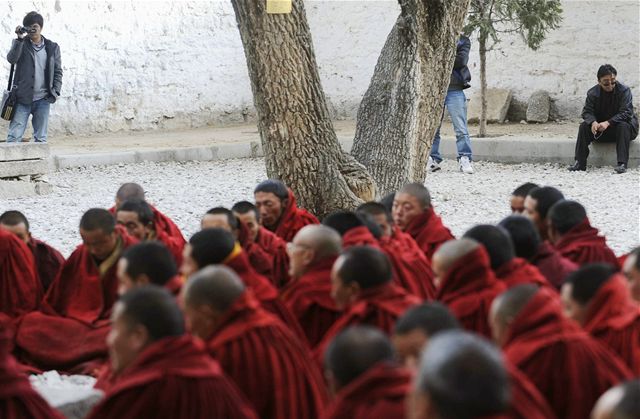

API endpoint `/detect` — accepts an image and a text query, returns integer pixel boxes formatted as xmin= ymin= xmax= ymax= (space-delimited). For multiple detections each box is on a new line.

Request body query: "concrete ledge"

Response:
xmin=50 ymin=135 xmax=640 ymax=170
xmin=0 ymin=159 xmax=50 ymax=177
xmin=0 ymin=143 xmax=49 ymax=161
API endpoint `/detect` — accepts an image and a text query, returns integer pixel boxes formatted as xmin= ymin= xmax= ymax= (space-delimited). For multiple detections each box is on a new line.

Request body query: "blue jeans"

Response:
xmin=430 ymin=89 xmax=472 ymax=163
xmin=6 ymin=99 xmax=51 ymax=143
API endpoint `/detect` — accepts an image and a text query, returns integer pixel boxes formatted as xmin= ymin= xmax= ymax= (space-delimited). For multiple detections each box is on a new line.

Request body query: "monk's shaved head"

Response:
xmin=464 ymin=225 xmax=515 ymax=270
xmin=490 ymin=284 xmax=539 ymax=346
xmin=395 ymin=302 xmax=460 ymax=337
xmin=592 ymin=380 xmax=640 ymax=419
xmin=80 ymin=208 xmax=116 ymax=234
xmin=433 ymin=238 xmax=479 ymax=275
xmin=398 ymin=183 xmax=431 ymax=209
xmin=295 ymin=225 xmax=342 ymax=260
xmin=116 ymin=183 xmax=145 ymax=203
xmin=325 ymin=326 xmax=394 ymax=389
xmin=548 ymin=200 xmax=588 ymax=235
xmin=188 ymin=228 xmax=236 ymax=268
xmin=184 ymin=265 xmax=245 ymax=312
xmin=415 ymin=331 xmax=509 ymax=418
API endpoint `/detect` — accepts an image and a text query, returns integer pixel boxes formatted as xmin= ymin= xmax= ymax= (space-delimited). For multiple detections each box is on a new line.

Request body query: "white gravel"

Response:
xmin=0 ymin=158 xmax=637 ymax=257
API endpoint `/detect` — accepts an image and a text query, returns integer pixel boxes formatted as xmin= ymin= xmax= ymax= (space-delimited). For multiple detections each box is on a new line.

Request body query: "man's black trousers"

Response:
xmin=574 ymin=121 xmax=638 ymax=166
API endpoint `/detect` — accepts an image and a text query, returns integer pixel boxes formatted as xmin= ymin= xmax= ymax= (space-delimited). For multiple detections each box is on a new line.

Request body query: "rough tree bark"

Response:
xmin=351 ymin=0 xmax=471 ymax=195
xmin=229 ymin=0 xmax=376 ymax=217
xmin=478 ymin=22 xmax=488 ymax=137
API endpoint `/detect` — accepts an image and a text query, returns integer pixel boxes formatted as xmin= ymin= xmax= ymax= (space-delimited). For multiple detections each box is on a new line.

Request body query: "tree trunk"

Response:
xmin=351 ymin=0 xmax=471 ymax=195
xmin=478 ymin=34 xmax=488 ymax=137
xmin=229 ymin=0 xmax=376 ymax=217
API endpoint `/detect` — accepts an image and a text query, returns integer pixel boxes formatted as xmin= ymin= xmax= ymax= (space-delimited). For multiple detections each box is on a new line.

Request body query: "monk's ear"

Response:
xmin=130 ymin=324 xmax=151 ymax=351
xmin=324 ymin=369 xmax=339 ymax=395
xmin=135 ymin=274 xmax=151 ymax=287
xmin=348 ymin=282 xmax=362 ymax=300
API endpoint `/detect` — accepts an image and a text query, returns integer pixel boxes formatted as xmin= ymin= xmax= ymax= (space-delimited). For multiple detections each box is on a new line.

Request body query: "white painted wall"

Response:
xmin=0 ymin=0 xmax=637 ymax=137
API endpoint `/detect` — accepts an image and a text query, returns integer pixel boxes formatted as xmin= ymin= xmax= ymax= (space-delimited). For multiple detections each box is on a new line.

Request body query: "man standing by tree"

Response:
xmin=428 ymin=34 xmax=474 ymax=174
xmin=6 ymin=11 xmax=62 ymax=143
xmin=568 ymin=64 xmax=638 ymax=174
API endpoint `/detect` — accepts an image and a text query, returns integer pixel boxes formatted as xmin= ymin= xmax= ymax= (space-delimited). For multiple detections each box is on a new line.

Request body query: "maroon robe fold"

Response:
xmin=241 ymin=224 xmax=290 ymax=288
xmin=436 ymin=247 xmax=506 ymax=338
xmin=342 ymin=226 xmax=380 ymax=248
xmin=151 ymin=226 xmax=184 ymax=266
xmin=15 ymin=230 xmax=137 ymax=373
xmin=0 ymin=328 xmax=64 ymax=419
xmin=88 ymin=335 xmax=257 ymax=419
xmin=582 ymin=274 xmax=640 ymax=375
xmin=28 ymin=238 xmax=65 ymax=292
xmin=315 ymin=284 xmax=421 ymax=357
xmin=322 ymin=362 xmax=411 ymax=419
xmin=553 ymin=219 xmax=619 ymax=267
xmin=270 ymin=189 xmax=319 ymax=243
xmin=494 ymin=258 xmax=554 ymax=291
xmin=403 ymin=207 xmax=455 ymax=261
xmin=225 ymin=248 xmax=305 ymax=339
xmin=530 ymin=241 xmax=577 ymax=289
xmin=0 ymin=229 xmax=41 ymax=320
xmin=381 ymin=227 xmax=436 ymax=299
xmin=506 ymin=363 xmax=556 ymax=419
xmin=502 ymin=288 xmax=633 ymax=419
xmin=204 ymin=292 xmax=328 ymax=419
xmin=280 ymin=257 xmax=341 ymax=347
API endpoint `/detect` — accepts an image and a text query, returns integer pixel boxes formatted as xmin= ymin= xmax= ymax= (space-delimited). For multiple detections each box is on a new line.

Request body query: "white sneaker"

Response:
xmin=428 ymin=156 xmax=441 ymax=172
xmin=459 ymin=156 xmax=474 ymax=174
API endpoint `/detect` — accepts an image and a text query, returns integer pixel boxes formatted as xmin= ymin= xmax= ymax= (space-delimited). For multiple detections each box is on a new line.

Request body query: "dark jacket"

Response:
xmin=581 ymin=82 xmax=638 ymax=132
xmin=449 ymin=35 xmax=471 ymax=90
xmin=7 ymin=36 xmax=62 ymax=105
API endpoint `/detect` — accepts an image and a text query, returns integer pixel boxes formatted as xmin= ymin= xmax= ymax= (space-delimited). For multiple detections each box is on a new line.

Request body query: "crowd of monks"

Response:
xmin=1 ymin=178 xmax=639 ymax=418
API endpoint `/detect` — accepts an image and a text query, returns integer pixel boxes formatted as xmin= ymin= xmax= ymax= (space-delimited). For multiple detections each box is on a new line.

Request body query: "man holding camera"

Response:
xmin=6 ymin=11 xmax=62 ymax=143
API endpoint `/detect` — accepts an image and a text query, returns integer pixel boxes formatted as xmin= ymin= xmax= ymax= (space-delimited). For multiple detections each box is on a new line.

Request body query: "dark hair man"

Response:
xmin=569 ymin=64 xmax=638 ymax=174
xmin=6 ymin=11 xmax=62 ymax=143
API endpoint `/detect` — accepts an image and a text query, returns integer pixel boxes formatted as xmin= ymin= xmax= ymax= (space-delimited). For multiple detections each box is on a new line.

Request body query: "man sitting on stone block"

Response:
xmin=568 ymin=64 xmax=638 ymax=174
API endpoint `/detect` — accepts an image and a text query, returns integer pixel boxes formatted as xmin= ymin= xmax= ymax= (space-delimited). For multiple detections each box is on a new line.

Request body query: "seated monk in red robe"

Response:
xmin=0 ymin=228 xmax=41 ymax=324
xmin=522 ymin=185 xmax=565 ymax=242
xmin=116 ymin=199 xmax=184 ymax=265
xmin=315 ymin=246 xmax=421 ymax=358
xmin=1 ymin=210 xmax=64 ymax=292
xmin=15 ymin=209 xmax=137 ymax=374
xmin=561 ymin=264 xmax=640 ymax=375
xmin=110 ymin=182 xmax=186 ymax=245
xmin=116 ymin=241 xmax=183 ymax=296
xmin=280 ymin=225 xmax=342 ymax=347
xmin=327 ymin=208 xmax=436 ymax=300
xmin=464 ymin=224 xmax=553 ymax=290
xmin=182 ymin=266 xmax=327 ymax=419
xmin=254 ymin=179 xmax=319 ymax=242
xmin=233 ymin=201 xmax=290 ymax=287
xmin=622 ymin=247 xmax=640 ymax=303
xmin=391 ymin=183 xmax=454 ymax=261
xmin=323 ymin=326 xmax=411 ymax=419
xmin=432 ymin=239 xmax=506 ymax=338
xmin=88 ymin=287 xmax=256 ymax=419
xmin=548 ymin=200 xmax=619 ymax=267
xmin=499 ymin=215 xmax=577 ymax=289
xmin=0 ymin=326 xmax=64 ymax=419
xmin=181 ymin=228 xmax=303 ymax=337
xmin=509 ymin=182 xmax=539 ymax=214
xmin=393 ymin=303 xmax=556 ymax=419
xmin=202 ymin=205 xmax=289 ymax=287
xmin=490 ymin=285 xmax=633 ymax=419
xmin=410 ymin=331 xmax=512 ymax=419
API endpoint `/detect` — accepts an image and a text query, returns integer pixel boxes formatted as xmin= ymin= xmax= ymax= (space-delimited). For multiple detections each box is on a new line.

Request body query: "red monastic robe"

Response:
xmin=530 ymin=241 xmax=577 ymax=289
xmin=582 ymin=274 xmax=640 ymax=375
xmin=0 ymin=229 xmax=41 ymax=320
xmin=28 ymin=238 xmax=65 ymax=292
xmin=506 ymin=363 xmax=557 ymax=419
xmin=436 ymin=247 xmax=506 ymax=338
xmin=149 ymin=226 xmax=184 ymax=266
xmin=322 ymin=362 xmax=411 ymax=419
xmin=280 ymin=257 xmax=341 ymax=347
xmin=502 ymin=288 xmax=633 ymax=419
xmin=224 ymin=247 xmax=304 ymax=338
xmin=15 ymin=230 xmax=137 ymax=373
xmin=315 ymin=284 xmax=421 ymax=357
xmin=204 ymin=292 xmax=328 ymax=419
xmin=88 ymin=336 xmax=257 ymax=419
xmin=494 ymin=258 xmax=554 ymax=290
xmin=553 ymin=219 xmax=619 ymax=267
xmin=403 ymin=207 xmax=455 ymax=261
xmin=241 ymin=223 xmax=290 ymax=288
xmin=0 ymin=328 xmax=64 ymax=419
xmin=270 ymin=189 xmax=319 ymax=243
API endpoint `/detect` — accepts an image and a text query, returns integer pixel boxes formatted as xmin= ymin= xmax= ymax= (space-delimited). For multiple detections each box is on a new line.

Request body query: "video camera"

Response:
xmin=18 ymin=27 xmax=36 ymax=34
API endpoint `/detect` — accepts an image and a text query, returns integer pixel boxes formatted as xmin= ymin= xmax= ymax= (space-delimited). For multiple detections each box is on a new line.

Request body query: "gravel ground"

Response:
xmin=0 ymin=158 xmax=637 ymax=257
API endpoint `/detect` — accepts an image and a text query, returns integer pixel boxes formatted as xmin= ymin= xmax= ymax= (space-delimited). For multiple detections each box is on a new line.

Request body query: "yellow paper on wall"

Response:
xmin=267 ymin=0 xmax=292 ymax=14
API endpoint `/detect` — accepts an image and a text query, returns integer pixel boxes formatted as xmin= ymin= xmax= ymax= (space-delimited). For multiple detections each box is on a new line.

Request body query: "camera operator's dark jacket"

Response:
xmin=581 ymin=82 xmax=638 ymax=133
xmin=449 ymin=35 xmax=471 ymax=91
xmin=7 ymin=35 xmax=62 ymax=105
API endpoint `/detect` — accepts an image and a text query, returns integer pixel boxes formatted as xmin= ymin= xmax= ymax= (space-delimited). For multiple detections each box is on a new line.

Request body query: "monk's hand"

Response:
xmin=598 ymin=121 xmax=610 ymax=132
xmin=591 ymin=122 xmax=599 ymax=135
